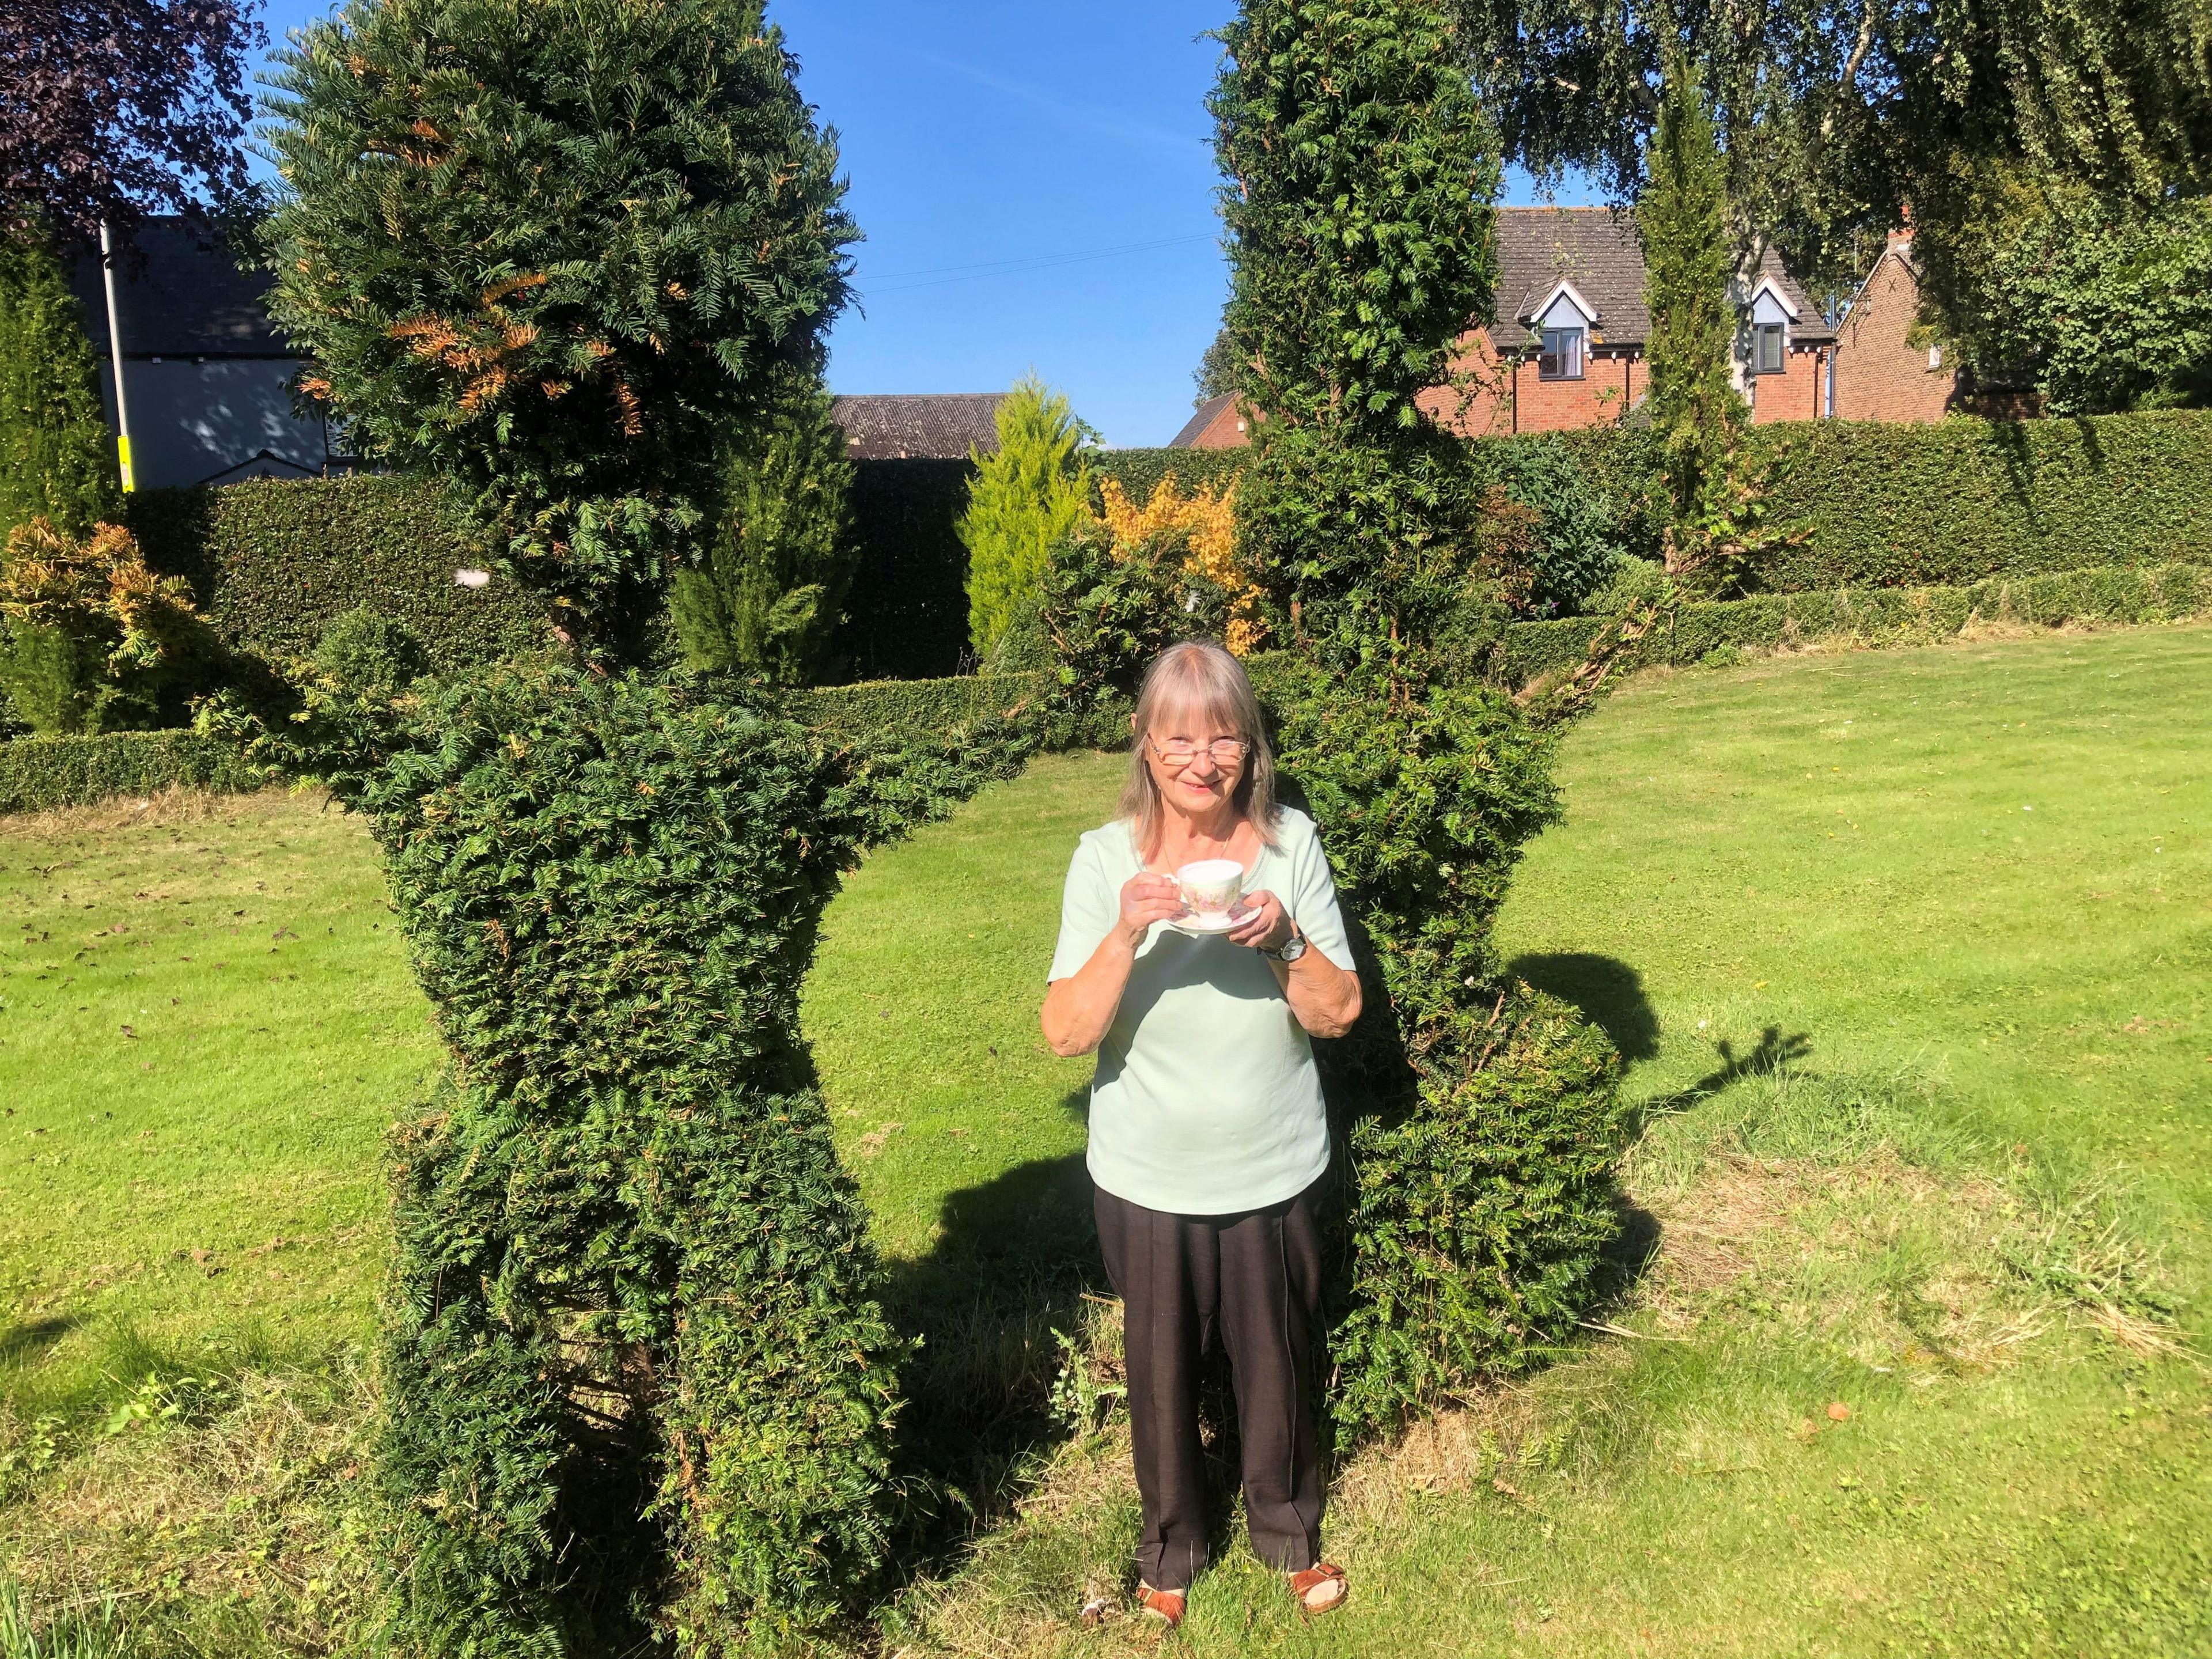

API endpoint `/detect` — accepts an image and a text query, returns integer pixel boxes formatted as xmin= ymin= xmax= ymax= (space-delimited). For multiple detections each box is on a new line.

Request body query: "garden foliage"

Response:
xmin=257 ymin=662 xmax=1035 ymax=1652
xmin=0 ymin=230 xmax=119 ymax=546
xmin=959 ymin=377 xmax=1094 ymax=661
xmin=1914 ymin=168 xmax=2212 ymax=415
xmin=1209 ymin=0 xmax=1629 ymax=1435
xmin=0 ymin=518 xmax=213 ymax=734
xmin=259 ymin=0 xmax=856 ymax=647
xmin=671 ymin=372 xmax=857 ymax=685
xmin=124 ymin=476 xmax=547 ymax=671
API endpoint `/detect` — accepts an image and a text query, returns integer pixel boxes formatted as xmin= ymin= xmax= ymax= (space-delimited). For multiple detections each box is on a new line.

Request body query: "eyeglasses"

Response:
xmin=1148 ymin=735 xmax=1251 ymax=768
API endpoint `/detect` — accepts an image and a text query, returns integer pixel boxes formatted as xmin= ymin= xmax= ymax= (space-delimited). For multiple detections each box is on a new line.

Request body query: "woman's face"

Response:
xmin=1143 ymin=701 xmax=1247 ymax=820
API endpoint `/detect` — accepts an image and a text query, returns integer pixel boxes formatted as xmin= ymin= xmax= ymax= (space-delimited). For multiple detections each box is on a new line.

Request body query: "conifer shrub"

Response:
xmin=0 ymin=518 xmax=217 ymax=733
xmin=1209 ymin=0 xmax=1631 ymax=1440
xmin=278 ymin=662 xmax=1036 ymax=1652
xmin=1262 ymin=666 xmax=1627 ymax=1433
xmin=671 ymin=373 xmax=857 ymax=685
xmin=959 ymin=377 xmax=1094 ymax=660
xmin=259 ymin=0 xmax=857 ymax=649
xmin=0 ymin=230 xmax=122 ymax=545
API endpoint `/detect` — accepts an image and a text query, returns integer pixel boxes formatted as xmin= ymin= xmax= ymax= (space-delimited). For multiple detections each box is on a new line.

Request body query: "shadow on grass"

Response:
xmin=885 ymin=1088 xmax=1103 ymax=1567
xmin=1629 ymin=1024 xmax=1814 ymax=1137
xmin=1509 ymin=951 xmax=1662 ymax=1062
xmin=1585 ymin=1025 xmax=1816 ymax=1315
xmin=0 ymin=1317 xmax=77 ymax=1372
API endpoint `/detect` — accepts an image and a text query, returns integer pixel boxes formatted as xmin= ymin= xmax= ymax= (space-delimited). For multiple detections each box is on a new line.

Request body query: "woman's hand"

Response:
xmin=1225 ymin=889 xmax=1292 ymax=952
xmin=1118 ymin=873 xmax=1187 ymax=946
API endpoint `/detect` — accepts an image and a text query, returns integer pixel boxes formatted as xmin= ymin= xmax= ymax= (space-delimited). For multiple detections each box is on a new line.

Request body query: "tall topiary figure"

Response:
xmin=1210 ymin=0 xmax=1628 ymax=1438
xmin=1213 ymin=0 xmax=1501 ymax=669
xmin=260 ymin=0 xmax=858 ymax=651
xmin=959 ymin=375 xmax=1093 ymax=661
xmin=671 ymin=372 xmax=856 ymax=684
xmin=241 ymin=654 xmax=1037 ymax=1654
xmin=0 ymin=232 xmax=120 ymax=547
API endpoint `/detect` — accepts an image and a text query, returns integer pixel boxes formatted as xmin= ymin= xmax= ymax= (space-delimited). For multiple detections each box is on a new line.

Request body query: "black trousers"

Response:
xmin=1093 ymin=1171 xmax=1328 ymax=1592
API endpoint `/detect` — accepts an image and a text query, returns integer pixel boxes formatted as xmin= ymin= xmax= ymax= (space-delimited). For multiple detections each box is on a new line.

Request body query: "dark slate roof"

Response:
xmin=67 ymin=217 xmax=296 ymax=358
xmin=830 ymin=393 xmax=1005 ymax=460
xmin=1489 ymin=206 xmax=1832 ymax=348
xmin=1169 ymin=393 xmax=1237 ymax=448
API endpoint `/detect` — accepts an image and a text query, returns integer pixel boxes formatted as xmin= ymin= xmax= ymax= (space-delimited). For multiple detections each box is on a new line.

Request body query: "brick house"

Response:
xmin=1831 ymin=229 xmax=1960 ymax=423
xmin=1169 ymin=392 xmax=1253 ymax=449
xmin=1170 ymin=206 xmax=1839 ymax=446
xmin=1419 ymin=206 xmax=1836 ymax=434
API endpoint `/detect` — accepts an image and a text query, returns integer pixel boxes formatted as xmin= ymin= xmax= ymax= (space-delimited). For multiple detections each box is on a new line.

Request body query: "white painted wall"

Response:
xmin=98 ymin=358 xmax=332 ymax=491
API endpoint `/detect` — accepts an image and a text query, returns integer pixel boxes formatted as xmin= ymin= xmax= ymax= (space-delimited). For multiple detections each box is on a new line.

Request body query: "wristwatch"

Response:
xmin=1262 ymin=922 xmax=1308 ymax=964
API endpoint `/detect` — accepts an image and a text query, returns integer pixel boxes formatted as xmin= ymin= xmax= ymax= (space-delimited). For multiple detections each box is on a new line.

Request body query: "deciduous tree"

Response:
xmin=1453 ymin=0 xmax=2212 ymax=297
xmin=1 ymin=0 xmax=258 ymax=244
xmin=1914 ymin=164 xmax=2212 ymax=413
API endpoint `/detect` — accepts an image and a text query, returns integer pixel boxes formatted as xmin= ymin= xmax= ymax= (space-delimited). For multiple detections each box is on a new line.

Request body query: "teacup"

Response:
xmin=1175 ymin=858 xmax=1245 ymax=919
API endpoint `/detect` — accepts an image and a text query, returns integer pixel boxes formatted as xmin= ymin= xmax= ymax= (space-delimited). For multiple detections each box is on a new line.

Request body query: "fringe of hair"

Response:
xmin=1119 ymin=639 xmax=1280 ymax=859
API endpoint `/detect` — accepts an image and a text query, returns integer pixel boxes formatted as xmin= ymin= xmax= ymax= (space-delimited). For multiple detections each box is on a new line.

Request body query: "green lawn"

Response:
xmin=2 ymin=624 xmax=2207 ymax=1656
xmin=0 ymin=791 xmax=436 ymax=1419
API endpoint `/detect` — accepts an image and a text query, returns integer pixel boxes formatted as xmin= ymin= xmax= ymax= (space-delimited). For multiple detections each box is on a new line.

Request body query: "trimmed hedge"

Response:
xmin=1493 ymin=561 xmax=2212 ymax=687
xmin=96 ymin=414 xmax=2212 ymax=696
xmin=122 ymin=463 xmax=990 ymax=684
xmin=833 ymin=458 xmax=976 ymax=680
xmin=126 ymin=476 xmax=547 ymax=671
xmin=0 ymin=729 xmax=253 ymax=816
xmin=1091 ymin=445 xmax=1250 ymax=505
xmin=1756 ymin=411 xmax=2212 ymax=589
xmin=1100 ymin=411 xmax=2212 ymax=597
xmin=785 ymin=669 xmax=1046 ymax=735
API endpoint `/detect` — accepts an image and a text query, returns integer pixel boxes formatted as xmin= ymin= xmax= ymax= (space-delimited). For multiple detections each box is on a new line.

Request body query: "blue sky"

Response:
xmin=248 ymin=1 xmax=1594 ymax=447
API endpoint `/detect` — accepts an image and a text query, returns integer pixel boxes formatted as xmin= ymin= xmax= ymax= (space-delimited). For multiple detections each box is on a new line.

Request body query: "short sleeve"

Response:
xmin=1048 ymin=834 xmax=1120 ymax=982
xmin=1287 ymin=819 xmax=1356 ymax=971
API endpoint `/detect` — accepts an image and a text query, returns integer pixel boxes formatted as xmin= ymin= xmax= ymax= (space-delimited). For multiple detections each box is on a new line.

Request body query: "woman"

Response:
xmin=1041 ymin=640 xmax=1363 ymax=1628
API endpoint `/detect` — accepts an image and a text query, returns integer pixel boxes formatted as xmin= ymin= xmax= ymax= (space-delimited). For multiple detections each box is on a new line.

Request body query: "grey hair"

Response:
xmin=1119 ymin=639 xmax=1279 ymax=859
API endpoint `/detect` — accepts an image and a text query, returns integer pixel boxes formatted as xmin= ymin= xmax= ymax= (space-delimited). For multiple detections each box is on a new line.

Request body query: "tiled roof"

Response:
xmin=1490 ymin=206 xmax=1833 ymax=348
xmin=68 ymin=217 xmax=295 ymax=358
xmin=830 ymin=393 xmax=1005 ymax=460
xmin=1168 ymin=393 xmax=1237 ymax=448
xmin=1493 ymin=207 xmax=1649 ymax=350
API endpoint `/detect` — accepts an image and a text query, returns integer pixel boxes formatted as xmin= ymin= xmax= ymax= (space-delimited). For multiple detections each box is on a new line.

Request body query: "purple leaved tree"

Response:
xmin=1 ymin=0 xmax=262 ymax=243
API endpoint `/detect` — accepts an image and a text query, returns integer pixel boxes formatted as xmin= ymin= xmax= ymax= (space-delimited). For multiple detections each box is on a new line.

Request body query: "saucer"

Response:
xmin=1171 ymin=911 xmax=1242 ymax=936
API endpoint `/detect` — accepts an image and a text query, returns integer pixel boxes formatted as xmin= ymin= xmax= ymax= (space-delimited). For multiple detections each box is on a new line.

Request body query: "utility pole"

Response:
xmin=98 ymin=221 xmax=135 ymax=493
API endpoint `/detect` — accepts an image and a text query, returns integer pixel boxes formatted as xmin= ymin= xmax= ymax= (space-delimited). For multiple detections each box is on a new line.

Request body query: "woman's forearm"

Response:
xmin=1041 ymin=930 xmax=1139 ymax=1056
xmin=1277 ymin=952 xmax=1362 ymax=1040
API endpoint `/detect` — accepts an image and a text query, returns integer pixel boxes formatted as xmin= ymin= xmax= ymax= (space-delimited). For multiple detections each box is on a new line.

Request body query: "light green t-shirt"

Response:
xmin=1048 ymin=806 xmax=1355 ymax=1216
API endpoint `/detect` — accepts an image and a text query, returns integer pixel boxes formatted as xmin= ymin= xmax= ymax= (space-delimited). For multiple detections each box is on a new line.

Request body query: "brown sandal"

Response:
xmin=1289 ymin=1561 xmax=1348 ymax=1617
xmin=1136 ymin=1583 xmax=1187 ymax=1629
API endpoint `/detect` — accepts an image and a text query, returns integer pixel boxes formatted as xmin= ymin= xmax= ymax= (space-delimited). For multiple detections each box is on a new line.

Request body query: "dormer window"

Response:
xmin=1539 ymin=327 xmax=1584 ymax=380
xmin=1753 ymin=322 xmax=1786 ymax=374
